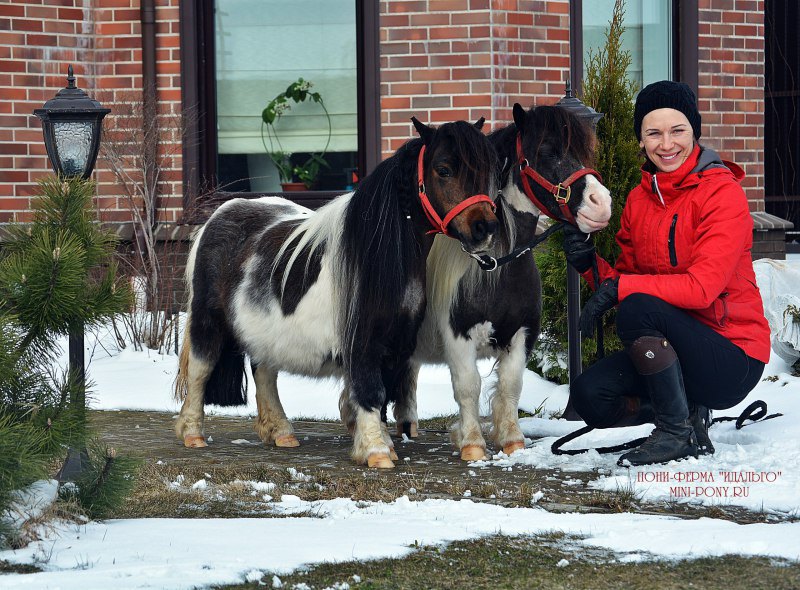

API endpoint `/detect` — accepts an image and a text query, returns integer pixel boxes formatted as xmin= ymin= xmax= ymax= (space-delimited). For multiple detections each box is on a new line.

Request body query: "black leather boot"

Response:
xmin=689 ymin=402 xmax=714 ymax=455
xmin=618 ymin=336 xmax=698 ymax=467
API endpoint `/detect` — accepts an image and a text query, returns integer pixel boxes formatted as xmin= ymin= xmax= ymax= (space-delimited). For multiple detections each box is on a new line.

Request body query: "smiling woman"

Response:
xmin=639 ymin=109 xmax=694 ymax=174
xmin=564 ymin=79 xmax=771 ymax=468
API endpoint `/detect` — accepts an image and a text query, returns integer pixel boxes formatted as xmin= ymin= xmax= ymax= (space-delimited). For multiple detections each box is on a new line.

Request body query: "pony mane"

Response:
xmin=337 ymin=137 xmax=421 ymax=373
xmin=273 ymin=194 xmax=349 ymax=297
xmin=339 ymin=120 xmax=497 ymax=374
xmin=490 ymin=105 xmax=596 ymax=170
xmin=528 ymin=105 xmax=596 ymax=168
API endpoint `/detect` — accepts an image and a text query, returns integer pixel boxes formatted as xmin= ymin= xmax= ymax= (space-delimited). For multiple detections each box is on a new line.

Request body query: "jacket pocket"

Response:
xmin=713 ymin=292 xmax=730 ymax=327
xmin=668 ymin=214 xmax=678 ymax=267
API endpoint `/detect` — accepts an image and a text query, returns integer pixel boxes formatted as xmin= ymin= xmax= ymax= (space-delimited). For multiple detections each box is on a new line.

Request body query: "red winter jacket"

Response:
xmin=590 ymin=144 xmax=771 ymax=363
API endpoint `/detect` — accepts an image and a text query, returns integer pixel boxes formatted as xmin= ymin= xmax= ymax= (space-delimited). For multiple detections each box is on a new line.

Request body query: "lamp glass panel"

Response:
xmin=53 ymin=120 xmax=93 ymax=177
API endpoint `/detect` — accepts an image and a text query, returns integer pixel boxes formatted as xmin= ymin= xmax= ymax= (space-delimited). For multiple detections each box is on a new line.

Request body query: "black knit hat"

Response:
xmin=634 ymin=80 xmax=701 ymax=140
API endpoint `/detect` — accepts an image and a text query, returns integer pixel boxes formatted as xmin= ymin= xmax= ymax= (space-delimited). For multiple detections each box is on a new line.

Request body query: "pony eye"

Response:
xmin=435 ymin=166 xmax=452 ymax=178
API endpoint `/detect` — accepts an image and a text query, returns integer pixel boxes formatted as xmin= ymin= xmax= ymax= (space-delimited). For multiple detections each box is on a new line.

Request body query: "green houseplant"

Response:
xmin=261 ymin=77 xmax=332 ymax=190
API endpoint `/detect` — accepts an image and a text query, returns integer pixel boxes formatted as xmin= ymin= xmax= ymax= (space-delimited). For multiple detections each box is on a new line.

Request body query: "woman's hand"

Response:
xmin=562 ymin=224 xmax=596 ymax=273
xmin=580 ymin=277 xmax=619 ymax=337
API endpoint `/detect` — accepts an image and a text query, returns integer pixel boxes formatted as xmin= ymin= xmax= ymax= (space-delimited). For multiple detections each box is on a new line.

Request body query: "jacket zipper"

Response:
xmin=651 ymin=174 xmax=665 ymax=206
xmin=668 ymin=214 xmax=678 ymax=267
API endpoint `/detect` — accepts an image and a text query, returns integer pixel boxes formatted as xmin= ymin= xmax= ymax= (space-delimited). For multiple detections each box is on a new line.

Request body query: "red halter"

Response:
xmin=416 ymin=145 xmax=496 ymax=236
xmin=515 ymin=135 xmax=602 ymax=227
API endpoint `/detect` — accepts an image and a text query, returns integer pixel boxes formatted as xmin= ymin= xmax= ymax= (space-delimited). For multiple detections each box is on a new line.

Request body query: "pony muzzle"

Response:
xmin=448 ymin=200 xmax=498 ymax=253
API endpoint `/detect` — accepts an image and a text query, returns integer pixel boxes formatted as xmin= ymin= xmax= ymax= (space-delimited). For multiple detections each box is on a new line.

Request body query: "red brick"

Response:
xmin=452 ymin=11 xmax=489 ymax=25
xmin=0 ymin=5 xmax=25 ymax=17
xmin=58 ymin=7 xmax=85 ymax=20
xmin=430 ymin=54 xmax=470 ymax=67
xmin=431 ymin=81 xmax=471 ymax=94
xmin=381 ymin=97 xmax=411 ymax=109
xmin=453 ymin=94 xmax=490 ymax=107
xmin=429 ymin=26 xmax=469 ymax=39
xmin=428 ymin=109 xmax=470 ymax=122
xmin=545 ymin=1 xmax=569 ymax=14
xmin=388 ymin=55 xmax=429 ymax=68
xmin=547 ymin=27 xmax=569 ymax=41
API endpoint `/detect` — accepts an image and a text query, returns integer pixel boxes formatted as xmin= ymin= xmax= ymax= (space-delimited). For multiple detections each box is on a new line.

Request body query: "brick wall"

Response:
xmin=697 ymin=0 xmax=765 ymax=211
xmin=1 ymin=0 xmax=773 ymax=234
xmin=379 ymin=0 xmax=571 ymax=158
xmin=0 ymin=0 xmax=183 ymax=225
xmin=0 ymin=1 xmax=91 ymax=222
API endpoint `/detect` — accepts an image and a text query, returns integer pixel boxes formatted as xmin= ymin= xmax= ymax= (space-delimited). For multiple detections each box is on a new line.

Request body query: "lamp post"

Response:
xmin=34 ymin=65 xmax=110 ymax=479
xmin=555 ymin=80 xmax=603 ymax=421
xmin=34 ymin=65 xmax=109 ymax=393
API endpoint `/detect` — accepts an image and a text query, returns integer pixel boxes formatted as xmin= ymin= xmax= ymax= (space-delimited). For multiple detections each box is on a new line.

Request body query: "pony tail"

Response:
xmin=174 ymin=320 xmax=191 ymax=402
xmin=203 ymin=340 xmax=247 ymax=406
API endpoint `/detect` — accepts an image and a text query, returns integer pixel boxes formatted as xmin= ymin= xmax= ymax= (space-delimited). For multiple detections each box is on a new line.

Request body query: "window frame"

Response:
xmin=570 ymin=0 xmax=698 ymax=95
xmin=179 ymin=0 xmax=380 ymax=213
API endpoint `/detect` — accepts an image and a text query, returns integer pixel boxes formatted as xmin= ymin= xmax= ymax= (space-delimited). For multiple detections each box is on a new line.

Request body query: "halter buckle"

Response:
xmin=461 ymin=244 xmax=498 ymax=272
xmin=554 ymin=184 xmax=571 ymax=204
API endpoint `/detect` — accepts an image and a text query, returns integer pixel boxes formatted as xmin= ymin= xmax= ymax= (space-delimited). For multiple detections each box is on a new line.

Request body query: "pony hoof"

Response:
xmin=397 ymin=422 xmax=419 ymax=438
xmin=367 ymin=453 xmax=395 ymax=469
xmin=460 ymin=445 xmax=487 ymax=461
xmin=389 ymin=448 xmax=399 ymax=461
xmin=184 ymin=435 xmax=208 ymax=448
xmin=503 ymin=440 xmax=525 ymax=455
xmin=275 ymin=434 xmax=300 ymax=448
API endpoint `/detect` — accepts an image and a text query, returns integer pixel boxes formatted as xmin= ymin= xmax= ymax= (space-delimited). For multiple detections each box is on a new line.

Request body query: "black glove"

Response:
xmin=580 ymin=277 xmax=619 ymax=337
xmin=562 ymin=224 xmax=596 ymax=273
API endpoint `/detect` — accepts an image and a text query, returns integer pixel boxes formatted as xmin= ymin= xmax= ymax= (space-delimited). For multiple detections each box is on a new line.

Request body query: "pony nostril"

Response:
xmin=472 ymin=219 xmax=497 ymax=242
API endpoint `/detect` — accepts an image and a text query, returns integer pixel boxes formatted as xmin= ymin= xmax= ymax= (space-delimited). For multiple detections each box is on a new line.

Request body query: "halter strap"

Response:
xmin=515 ymin=135 xmax=602 ymax=227
xmin=417 ymin=145 xmax=496 ymax=236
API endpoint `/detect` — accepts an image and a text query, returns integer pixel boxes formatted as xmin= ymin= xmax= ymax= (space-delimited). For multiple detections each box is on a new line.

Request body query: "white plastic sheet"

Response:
xmin=754 ymin=258 xmax=800 ymax=364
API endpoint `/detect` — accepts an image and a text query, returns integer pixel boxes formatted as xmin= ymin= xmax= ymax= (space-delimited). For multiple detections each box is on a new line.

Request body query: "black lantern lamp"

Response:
xmin=556 ymin=80 xmax=604 ymax=421
xmin=556 ymin=79 xmax=604 ymax=129
xmin=34 ymin=65 xmax=110 ymax=179
xmin=34 ymin=67 xmax=110 ymax=481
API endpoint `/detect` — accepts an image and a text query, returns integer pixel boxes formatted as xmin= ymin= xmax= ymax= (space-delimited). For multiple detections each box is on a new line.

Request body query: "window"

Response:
xmin=180 ymin=0 xmax=379 ymax=205
xmin=582 ymin=0 xmax=673 ymax=88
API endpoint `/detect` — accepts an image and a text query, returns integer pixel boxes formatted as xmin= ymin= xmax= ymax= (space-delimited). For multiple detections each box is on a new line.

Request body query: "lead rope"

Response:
xmin=462 ymin=220 xmax=563 ymax=271
xmin=551 ymin=400 xmax=783 ymax=456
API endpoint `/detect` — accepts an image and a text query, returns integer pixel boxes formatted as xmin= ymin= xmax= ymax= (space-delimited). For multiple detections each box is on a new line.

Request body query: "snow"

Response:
xmin=1 ymin=255 xmax=799 ymax=588
xmin=3 ymin=496 xmax=800 ymax=589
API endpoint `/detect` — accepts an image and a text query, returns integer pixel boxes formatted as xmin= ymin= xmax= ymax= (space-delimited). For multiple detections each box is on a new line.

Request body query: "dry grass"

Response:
xmin=212 ymin=533 xmax=800 ymax=590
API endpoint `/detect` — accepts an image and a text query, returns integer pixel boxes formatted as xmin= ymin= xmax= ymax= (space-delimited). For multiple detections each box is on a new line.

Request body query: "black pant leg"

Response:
xmin=570 ymin=351 xmax=644 ymax=428
xmin=615 ymin=293 xmax=764 ymax=410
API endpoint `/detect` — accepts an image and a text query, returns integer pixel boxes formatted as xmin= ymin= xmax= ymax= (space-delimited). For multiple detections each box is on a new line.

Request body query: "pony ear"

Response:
xmin=473 ymin=116 xmax=486 ymax=130
xmin=512 ymin=103 xmax=527 ymax=134
xmin=411 ymin=116 xmax=435 ymax=144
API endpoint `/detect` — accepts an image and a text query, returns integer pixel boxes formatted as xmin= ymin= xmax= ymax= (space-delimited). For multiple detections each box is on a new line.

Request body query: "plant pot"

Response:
xmin=280 ymin=182 xmax=307 ymax=192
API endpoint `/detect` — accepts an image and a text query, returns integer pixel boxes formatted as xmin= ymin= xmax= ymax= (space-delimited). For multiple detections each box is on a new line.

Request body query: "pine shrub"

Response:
xmin=0 ymin=176 xmax=134 ymax=547
xmin=533 ymin=0 xmax=641 ymax=383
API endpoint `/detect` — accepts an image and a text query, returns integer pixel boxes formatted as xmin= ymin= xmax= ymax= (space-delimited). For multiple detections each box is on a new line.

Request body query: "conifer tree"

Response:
xmin=533 ymin=0 xmax=641 ymax=383
xmin=0 ymin=176 xmax=134 ymax=547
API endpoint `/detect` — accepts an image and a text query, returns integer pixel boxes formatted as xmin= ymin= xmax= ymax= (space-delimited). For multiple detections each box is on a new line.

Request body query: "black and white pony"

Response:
xmin=174 ymin=117 xmax=499 ymax=468
xmin=374 ymin=103 xmax=612 ymax=461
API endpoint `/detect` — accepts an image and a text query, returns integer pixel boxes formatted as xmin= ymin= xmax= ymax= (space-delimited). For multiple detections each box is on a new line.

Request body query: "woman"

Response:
xmin=564 ymin=80 xmax=770 ymax=467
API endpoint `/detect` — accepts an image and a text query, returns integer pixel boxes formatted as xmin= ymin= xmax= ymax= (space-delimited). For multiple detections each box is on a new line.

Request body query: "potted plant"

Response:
xmin=261 ymin=78 xmax=332 ymax=190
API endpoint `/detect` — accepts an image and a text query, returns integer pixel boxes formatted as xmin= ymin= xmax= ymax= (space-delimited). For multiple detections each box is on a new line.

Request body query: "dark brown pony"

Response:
xmin=174 ymin=118 xmax=499 ymax=468
xmin=377 ymin=104 xmax=612 ymax=460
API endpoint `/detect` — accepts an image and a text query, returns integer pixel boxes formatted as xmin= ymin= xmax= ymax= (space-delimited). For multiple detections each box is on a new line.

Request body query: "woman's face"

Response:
xmin=639 ymin=108 xmax=695 ymax=173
